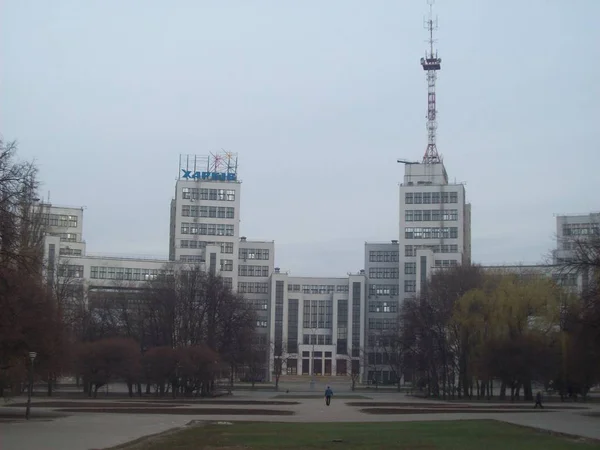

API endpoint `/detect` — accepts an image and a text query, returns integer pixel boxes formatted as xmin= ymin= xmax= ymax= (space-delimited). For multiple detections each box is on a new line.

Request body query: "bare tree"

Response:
xmin=271 ymin=341 xmax=293 ymax=391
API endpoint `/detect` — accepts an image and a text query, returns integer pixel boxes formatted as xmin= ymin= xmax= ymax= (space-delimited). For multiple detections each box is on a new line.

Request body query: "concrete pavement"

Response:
xmin=1 ymin=393 xmax=599 ymax=450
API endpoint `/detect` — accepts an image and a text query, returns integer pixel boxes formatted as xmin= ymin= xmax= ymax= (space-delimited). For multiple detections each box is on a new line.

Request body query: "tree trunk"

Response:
xmin=137 ymin=382 xmax=142 ymax=397
xmin=47 ymin=376 xmax=53 ymax=397
xmin=500 ymin=381 xmax=506 ymax=400
xmin=145 ymin=383 xmax=151 ymax=394
xmin=93 ymin=384 xmax=99 ymax=398
xmin=127 ymin=382 xmax=133 ymax=398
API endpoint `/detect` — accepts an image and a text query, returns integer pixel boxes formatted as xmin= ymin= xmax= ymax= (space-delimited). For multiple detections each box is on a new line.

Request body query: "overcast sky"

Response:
xmin=2 ymin=0 xmax=599 ymax=276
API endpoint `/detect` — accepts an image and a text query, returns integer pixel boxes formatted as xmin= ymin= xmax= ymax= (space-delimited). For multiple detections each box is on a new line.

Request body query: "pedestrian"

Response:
xmin=534 ymin=391 xmax=543 ymax=409
xmin=325 ymin=386 xmax=333 ymax=406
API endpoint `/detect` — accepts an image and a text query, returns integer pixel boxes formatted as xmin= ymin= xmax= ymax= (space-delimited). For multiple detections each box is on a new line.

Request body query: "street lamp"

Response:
xmin=310 ymin=327 xmax=316 ymax=390
xmin=25 ymin=351 xmax=37 ymax=420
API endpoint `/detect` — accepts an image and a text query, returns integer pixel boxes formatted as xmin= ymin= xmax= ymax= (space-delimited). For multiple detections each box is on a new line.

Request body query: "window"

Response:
xmin=404 ymin=262 xmax=416 ymax=274
xmin=368 ymin=284 xmax=399 ymax=296
xmin=256 ymin=320 xmax=268 ymax=328
xmin=368 ymin=268 xmax=399 ymax=279
xmin=220 ymin=259 xmax=233 ymax=271
xmin=368 ymin=301 xmax=398 ymax=313
xmin=180 ymin=255 xmax=204 ymax=263
xmin=423 ymin=192 xmax=431 ymax=204
xmin=450 ymin=192 xmax=458 ymax=203
xmin=405 ymin=210 xmax=413 ymax=221
xmin=237 ymin=282 xmax=269 ymax=293
xmin=414 ymin=193 xmax=422 ymax=204
xmin=369 ymin=251 xmax=399 ymax=262
xmin=404 ymin=280 xmax=416 ymax=292
xmin=405 ymin=245 xmax=414 ymax=257
xmin=180 ymin=223 xmax=234 ymax=236
xmin=405 ymin=193 xmax=413 ymax=204
xmin=405 ymin=226 xmax=459 ymax=239
xmin=432 ymin=192 xmax=440 ymax=204
xmin=59 ymin=247 xmax=82 ymax=256
xmin=238 ymin=265 xmax=270 ymax=277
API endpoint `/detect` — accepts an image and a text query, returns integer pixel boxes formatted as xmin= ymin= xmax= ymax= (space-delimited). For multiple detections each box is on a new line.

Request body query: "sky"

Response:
xmin=2 ymin=0 xmax=599 ymax=276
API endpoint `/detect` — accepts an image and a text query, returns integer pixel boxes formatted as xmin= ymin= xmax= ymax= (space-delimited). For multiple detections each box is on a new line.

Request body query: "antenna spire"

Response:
xmin=420 ymin=0 xmax=442 ymax=164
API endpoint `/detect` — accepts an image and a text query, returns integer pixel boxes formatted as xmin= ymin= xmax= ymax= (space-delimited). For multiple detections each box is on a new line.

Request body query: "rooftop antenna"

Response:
xmin=420 ymin=0 xmax=442 ymax=165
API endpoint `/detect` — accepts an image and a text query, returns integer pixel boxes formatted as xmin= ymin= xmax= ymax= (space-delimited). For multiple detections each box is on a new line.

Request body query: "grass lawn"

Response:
xmin=114 ymin=420 xmax=600 ymax=450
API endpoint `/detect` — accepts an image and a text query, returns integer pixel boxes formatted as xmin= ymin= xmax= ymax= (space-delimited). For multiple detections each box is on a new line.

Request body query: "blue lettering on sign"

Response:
xmin=181 ymin=170 xmax=237 ymax=181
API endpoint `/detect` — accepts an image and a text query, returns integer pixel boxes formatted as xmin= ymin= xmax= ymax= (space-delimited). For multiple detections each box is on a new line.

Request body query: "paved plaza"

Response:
xmin=1 ymin=383 xmax=599 ymax=450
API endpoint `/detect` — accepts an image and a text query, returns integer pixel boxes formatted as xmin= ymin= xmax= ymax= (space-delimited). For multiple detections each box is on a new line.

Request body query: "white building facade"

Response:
xmin=43 ymin=152 xmax=475 ymax=384
xmin=399 ymin=162 xmax=471 ymax=298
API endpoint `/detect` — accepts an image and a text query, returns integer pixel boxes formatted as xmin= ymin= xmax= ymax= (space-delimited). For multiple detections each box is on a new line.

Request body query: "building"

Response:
xmin=268 ymin=271 xmax=366 ymax=381
xmin=42 ymin=151 xmax=475 ymax=384
xmin=399 ymin=162 xmax=471 ymax=298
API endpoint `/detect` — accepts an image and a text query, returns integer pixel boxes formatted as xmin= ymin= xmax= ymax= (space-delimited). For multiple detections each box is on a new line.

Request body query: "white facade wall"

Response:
xmin=169 ymin=178 xmax=242 ymax=290
xmin=399 ymin=162 xmax=470 ymax=301
xmin=266 ymin=273 xmax=367 ymax=382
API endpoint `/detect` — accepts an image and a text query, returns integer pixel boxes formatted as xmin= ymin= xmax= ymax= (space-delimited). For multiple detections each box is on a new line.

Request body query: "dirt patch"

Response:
xmin=57 ymin=407 xmax=295 ymax=416
xmin=360 ymin=408 xmax=555 ymax=415
xmin=347 ymin=402 xmax=588 ymax=410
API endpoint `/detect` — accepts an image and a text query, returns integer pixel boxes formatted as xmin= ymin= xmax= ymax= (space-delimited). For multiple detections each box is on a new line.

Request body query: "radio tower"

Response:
xmin=420 ymin=0 xmax=442 ymax=164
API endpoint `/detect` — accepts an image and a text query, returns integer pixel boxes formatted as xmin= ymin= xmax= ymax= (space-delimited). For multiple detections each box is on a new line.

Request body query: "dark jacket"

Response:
xmin=325 ymin=388 xmax=333 ymax=397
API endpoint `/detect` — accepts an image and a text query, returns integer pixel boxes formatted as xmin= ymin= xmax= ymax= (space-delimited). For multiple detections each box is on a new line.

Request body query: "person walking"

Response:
xmin=324 ymin=386 xmax=333 ymax=406
xmin=534 ymin=391 xmax=543 ymax=409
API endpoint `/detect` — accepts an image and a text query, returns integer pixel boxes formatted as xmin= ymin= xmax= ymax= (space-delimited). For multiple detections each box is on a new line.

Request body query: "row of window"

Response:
xmin=240 ymin=248 xmax=270 ymax=260
xmin=368 ymin=318 xmax=397 ymax=330
xmin=180 ymin=255 xmax=204 ymax=263
xmin=368 ymin=251 xmax=399 ymax=263
xmin=302 ymin=334 xmax=333 ymax=345
xmin=288 ymin=284 xmax=349 ymax=294
xmin=59 ymin=264 xmax=84 ymax=278
xmin=303 ymin=299 xmax=334 ymax=328
xmin=50 ymin=232 xmax=78 ymax=242
xmin=405 ymin=209 xmax=458 ymax=222
xmin=368 ymin=301 xmax=397 ymax=313
xmin=42 ymin=214 xmax=78 ymax=228
xmin=180 ymin=240 xmax=234 ymax=254
xmin=256 ymin=320 xmax=268 ymax=328
xmin=435 ymin=259 xmax=458 ymax=267
xmin=369 ymin=268 xmax=399 ymax=279
xmin=90 ymin=266 xmax=160 ymax=281
xmin=405 ymin=227 xmax=458 ymax=239
xmin=182 ymin=187 xmax=236 ymax=201
xmin=405 ymin=191 xmax=458 ymax=204
xmin=563 ymin=223 xmax=599 ymax=236
xmin=239 ymin=265 xmax=269 ymax=277
xmin=405 ymin=244 xmax=458 ymax=256
xmin=180 ymin=223 xmax=235 ymax=236
xmin=181 ymin=205 xmax=235 ymax=219
xmin=237 ymin=282 xmax=269 ymax=293
xmin=368 ymin=284 xmax=398 ymax=296
xmin=59 ymin=247 xmax=82 ymax=256
xmin=249 ymin=298 xmax=268 ymax=310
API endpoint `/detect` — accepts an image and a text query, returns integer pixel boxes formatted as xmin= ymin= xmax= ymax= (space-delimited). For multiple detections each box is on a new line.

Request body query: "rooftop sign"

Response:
xmin=181 ymin=170 xmax=237 ymax=181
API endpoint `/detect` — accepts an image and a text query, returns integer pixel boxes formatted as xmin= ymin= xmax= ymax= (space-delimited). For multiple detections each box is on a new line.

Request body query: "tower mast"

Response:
xmin=420 ymin=0 xmax=442 ymax=164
